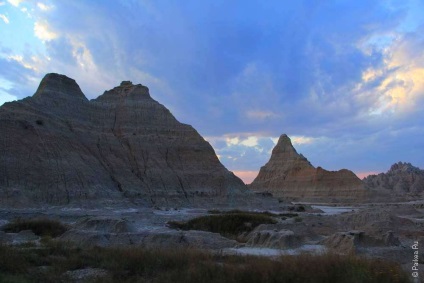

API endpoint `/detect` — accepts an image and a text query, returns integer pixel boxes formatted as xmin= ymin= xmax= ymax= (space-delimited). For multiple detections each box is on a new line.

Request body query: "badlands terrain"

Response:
xmin=0 ymin=74 xmax=423 ymax=282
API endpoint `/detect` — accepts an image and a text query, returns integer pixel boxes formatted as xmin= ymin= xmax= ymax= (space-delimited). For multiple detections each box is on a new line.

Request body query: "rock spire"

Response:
xmin=249 ymin=134 xmax=367 ymax=202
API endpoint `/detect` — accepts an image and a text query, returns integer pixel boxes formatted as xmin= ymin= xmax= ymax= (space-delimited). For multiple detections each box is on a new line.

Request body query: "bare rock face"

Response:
xmin=64 ymin=268 xmax=109 ymax=282
xmin=364 ymin=162 xmax=424 ymax=196
xmin=245 ymin=229 xmax=302 ymax=249
xmin=59 ymin=229 xmax=237 ymax=250
xmin=332 ymin=205 xmax=424 ymax=243
xmin=74 ymin=217 xmax=135 ymax=233
xmin=321 ymin=230 xmax=400 ymax=254
xmin=0 ymin=73 xmax=247 ymax=206
xmin=249 ymin=134 xmax=367 ymax=202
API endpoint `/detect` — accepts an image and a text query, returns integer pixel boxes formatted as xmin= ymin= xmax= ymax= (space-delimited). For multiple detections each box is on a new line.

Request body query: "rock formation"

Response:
xmin=245 ymin=229 xmax=302 ymax=249
xmin=320 ymin=230 xmax=400 ymax=254
xmin=363 ymin=162 xmax=424 ymax=196
xmin=59 ymin=228 xmax=238 ymax=249
xmin=0 ymin=73 xmax=247 ymax=206
xmin=249 ymin=134 xmax=367 ymax=202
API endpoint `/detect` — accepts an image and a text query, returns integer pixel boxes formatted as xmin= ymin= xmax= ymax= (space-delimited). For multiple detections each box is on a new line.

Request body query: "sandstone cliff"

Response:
xmin=364 ymin=162 xmax=424 ymax=196
xmin=0 ymin=73 xmax=247 ymax=206
xmin=249 ymin=134 xmax=367 ymax=202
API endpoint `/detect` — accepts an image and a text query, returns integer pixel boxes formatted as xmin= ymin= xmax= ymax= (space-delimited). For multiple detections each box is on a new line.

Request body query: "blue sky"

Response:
xmin=1 ymin=0 xmax=423 ymax=183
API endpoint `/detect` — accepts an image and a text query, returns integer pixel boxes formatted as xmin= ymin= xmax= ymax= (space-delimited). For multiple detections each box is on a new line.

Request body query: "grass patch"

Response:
xmin=0 ymin=244 xmax=29 ymax=275
xmin=2 ymin=218 xmax=68 ymax=238
xmin=0 ymin=242 xmax=411 ymax=283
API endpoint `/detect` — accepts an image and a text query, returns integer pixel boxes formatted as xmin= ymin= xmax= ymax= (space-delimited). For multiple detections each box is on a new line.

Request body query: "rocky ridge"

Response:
xmin=249 ymin=134 xmax=367 ymax=202
xmin=364 ymin=162 xmax=424 ymax=196
xmin=0 ymin=73 xmax=248 ymax=207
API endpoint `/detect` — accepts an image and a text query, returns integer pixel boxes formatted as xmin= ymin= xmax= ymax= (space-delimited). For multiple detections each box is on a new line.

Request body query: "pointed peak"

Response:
xmin=274 ymin=134 xmax=295 ymax=152
xmin=277 ymin=134 xmax=290 ymax=142
xmin=271 ymin=133 xmax=311 ymax=164
xmin=96 ymin=81 xmax=151 ymax=102
xmin=120 ymin=81 xmax=133 ymax=87
xmin=33 ymin=73 xmax=87 ymax=100
xmin=389 ymin=162 xmax=421 ymax=173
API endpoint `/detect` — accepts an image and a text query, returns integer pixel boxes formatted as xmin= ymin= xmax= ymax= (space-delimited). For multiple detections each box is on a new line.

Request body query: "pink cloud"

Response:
xmin=355 ymin=171 xmax=380 ymax=179
xmin=233 ymin=170 xmax=258 ymax=184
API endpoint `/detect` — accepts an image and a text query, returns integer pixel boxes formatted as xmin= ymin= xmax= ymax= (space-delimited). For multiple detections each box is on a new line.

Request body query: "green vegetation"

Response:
xmin=0 ymin=242 xmax=411 ymax=283
xmin=2 ymin=218 xmax=68 ymax=237
xmin=168 ymin=211 xmax=277 ymax=239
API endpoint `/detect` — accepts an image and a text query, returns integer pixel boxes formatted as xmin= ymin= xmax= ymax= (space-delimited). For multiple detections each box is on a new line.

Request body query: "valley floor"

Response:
xmin=0 ymin=200 xmax=423 ymax=282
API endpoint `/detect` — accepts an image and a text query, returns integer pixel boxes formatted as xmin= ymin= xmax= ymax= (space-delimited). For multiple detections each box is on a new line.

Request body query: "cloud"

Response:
xmin=229 ymin=62 xmax=283 ymax=127
xmin=240 ymin=136 xmax=259 ymax=147
xmin=7 ymin=0 xmax=22 ymax=7
xmin=291 ymin=136 xmax=317 ymax=145
xmin=6 ymin=55 xmax=38 ymax=71
xmin=0 ymin=76 xmax=18 ymax=105
xmin=0 ymin=14 xmax=9 ymax=24
xmin=37 ymin=2 xmax=52 ymax=11
xmin=355 ymin=171 xmax=380 ymax=179
xmin=29 ymin=1 xmax=175 ymax=101
xmin=0 ymin=56 xmax=39 ymax=100
xmin=232 ymin=171 xmax=258 ymax=184
xmin=206 ymin=134 xmax=278 ymax=171
xmin=0 ymin=92 xmax=17 ymax=106
xmin=34 ymin=21 xmax=57 ymax=41
xmin=226 ymin=137 xmax=240 ymax=146
xmin=355 ymin=29 xmax=424 ymax=116
xmin=245 ymin=110 xmax=280 ymax=121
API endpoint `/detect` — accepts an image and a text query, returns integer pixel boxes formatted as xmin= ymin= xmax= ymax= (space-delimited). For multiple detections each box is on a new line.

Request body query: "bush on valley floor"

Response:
xmin=168 ymin=211 xmax=278 ymax=240
xmin=2 ymin=217 xmax=68 ymax=237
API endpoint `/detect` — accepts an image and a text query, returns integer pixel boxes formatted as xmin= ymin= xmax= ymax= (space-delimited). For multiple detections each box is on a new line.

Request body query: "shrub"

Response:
xmin=278 ymin=213 xmax=298 ymax=218
xmin=296 ymin=205 xmax=305 ymax=212
xmin=2 ymin=218 xmax=68 ymax=237
xmin=168 ymin=211 xmax=277 ymax=239
xmin=294 ymin=216 xmax=303 ymax=223
xmin=35 ymin=119 xmax=44 ymax=125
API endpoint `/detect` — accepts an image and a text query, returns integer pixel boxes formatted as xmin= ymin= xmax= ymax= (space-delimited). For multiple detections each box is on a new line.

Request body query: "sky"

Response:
xmin=0 ymin=0 xmax=423 ymax=184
